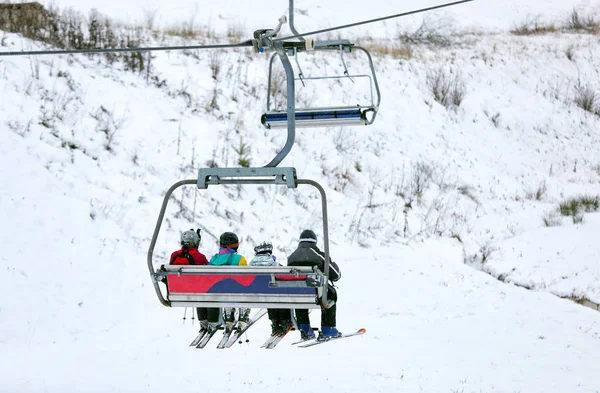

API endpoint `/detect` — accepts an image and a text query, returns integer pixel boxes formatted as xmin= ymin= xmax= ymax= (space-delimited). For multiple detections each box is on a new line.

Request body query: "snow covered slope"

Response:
xmin=1 ymin=0 xmax=600 ymax=392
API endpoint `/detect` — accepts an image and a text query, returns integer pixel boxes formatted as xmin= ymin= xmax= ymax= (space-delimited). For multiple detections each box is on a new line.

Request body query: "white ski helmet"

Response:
xmin=254 ymin=242 xmax=273 ymax=254
xmin=181 ymin=229 xmax=200 ymax=247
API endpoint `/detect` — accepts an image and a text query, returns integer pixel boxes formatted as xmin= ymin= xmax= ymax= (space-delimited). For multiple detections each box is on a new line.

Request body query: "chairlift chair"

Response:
xmin=147 ymin=167 xmax=334 ymax=310
xmin=261 ymin=40 xmax=381 ymax=129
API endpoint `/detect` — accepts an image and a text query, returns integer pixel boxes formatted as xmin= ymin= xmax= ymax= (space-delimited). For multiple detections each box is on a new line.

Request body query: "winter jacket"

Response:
xmin=169 ymin=247 xmax=209 ymax=265
xmin=286 ymin=242 xmax=341 ymax=282
xmin=209 ymin=248 xmax=248 ymax=266
xmin=249 ymin=253 xmax=279 ymax=266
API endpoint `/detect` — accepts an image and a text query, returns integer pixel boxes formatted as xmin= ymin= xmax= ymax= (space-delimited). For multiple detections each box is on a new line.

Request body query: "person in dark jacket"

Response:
xmin=287 ymin=229 xmax=342 ymax=339
xmin=170 ymin=229 xmax=209 ymax=330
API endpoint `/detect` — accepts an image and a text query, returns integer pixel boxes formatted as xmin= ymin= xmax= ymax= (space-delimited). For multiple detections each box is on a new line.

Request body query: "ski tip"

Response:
xmin=359 ymin=328 xmax=366 ymax=334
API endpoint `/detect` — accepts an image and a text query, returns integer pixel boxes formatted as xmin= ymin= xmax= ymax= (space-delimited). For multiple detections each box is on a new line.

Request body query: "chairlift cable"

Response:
xmin=0 ymin=41 xmax=253 ymax=57
xmin=273 ymin=0 xmax=474 ymax=42
xmin=0 ymin=1 xmax=472 ymax=57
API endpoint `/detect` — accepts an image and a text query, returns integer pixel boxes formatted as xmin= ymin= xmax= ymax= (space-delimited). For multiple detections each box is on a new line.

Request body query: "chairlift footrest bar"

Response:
xmin=262 ymin=108 xmax=371 ymax=129
xmin=197 ymin=167 xmax=297 ymax=189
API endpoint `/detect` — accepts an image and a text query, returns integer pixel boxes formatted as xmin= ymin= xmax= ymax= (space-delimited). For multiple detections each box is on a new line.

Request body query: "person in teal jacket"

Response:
xmin=206 ymin=232 xmax=249 ymax=331
xmin=209 ymin=232 xmax=248 ymax=266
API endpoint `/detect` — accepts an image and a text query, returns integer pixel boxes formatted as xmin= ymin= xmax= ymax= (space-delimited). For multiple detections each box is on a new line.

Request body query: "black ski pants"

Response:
xmin=268 ymin=309 xmax=292 ymax=324
xmin=295 ymin=284 xmax=337 ymax=327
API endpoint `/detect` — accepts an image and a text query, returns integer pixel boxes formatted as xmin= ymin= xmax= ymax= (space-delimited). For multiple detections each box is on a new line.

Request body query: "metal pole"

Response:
xmin=264 ymin=43 xmax=296 ymax=167
xmin=288 ymin=0 xmax=305 ymax=41
xmin=355 ymin=46 xmax=381 ymax=123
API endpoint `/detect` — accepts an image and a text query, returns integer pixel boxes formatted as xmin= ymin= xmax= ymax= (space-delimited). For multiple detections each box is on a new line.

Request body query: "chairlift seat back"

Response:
xmin=161 ymin=265 xmax=323 ymax=309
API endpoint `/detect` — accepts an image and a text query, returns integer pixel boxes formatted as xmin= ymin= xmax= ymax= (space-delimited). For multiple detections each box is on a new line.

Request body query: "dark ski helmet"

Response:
xmin=181 ymin=229 xmax=200 ymax=247
xmin=254 ymin=242 xmax=273 ymax=254
xmin=299 ymin=229 xmax=317 ymax=243
xmin=220 ymin=232 xmax=240 ymax=248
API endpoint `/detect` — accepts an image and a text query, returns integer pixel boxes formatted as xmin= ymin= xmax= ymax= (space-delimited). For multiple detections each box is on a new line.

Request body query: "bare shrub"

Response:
xmin=0 ymin=4 xmax=151 ymax=74
xmin=394 ymin=161 xmax=434 ymax=206
xmin=0 ymin=2 xmax=53 ymax=41
xmin=510 ymin=16 xmax=557 ymax=35
xmin=484 ymin=109 xmax=501 ymax=127
xmin=565 ymin=45 xmax=575 ymax=61
xmin=426 ymin=67 xmax=465 ymax=108
xmin=226 ymin=22 xmax=244 ymax=43
xmin=542 ymin=210 xmax=562 ymax=227
xmin=397 ymin=16 xmax=455 ymax=47
xmin=233 ymin=137 xmax=251 ymax=168
xmin=91 ymin=105 xmax=127 ymax=151
xmin=208 ymin=51 xmax=221 ymax=80
xmin=7 ymin=119 xmax=32 ymax=137
xmin=573 ymin=81 xmax=599 ymax=115
xmin=526 ymin=180 xmax=547 ymax=201
xmin=142 ymin=7 xmax=159 ymax=31
xmin=559 ymin=195 xmax=600 ymax=222
xmin=565 ymin=9 xmax=600 ymax=33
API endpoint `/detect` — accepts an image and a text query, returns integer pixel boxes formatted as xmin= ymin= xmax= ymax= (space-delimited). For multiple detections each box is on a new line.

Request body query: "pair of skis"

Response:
xmin=291 ymin=328 xmax=367 ymax=348
xmin=261 ymin=326 xmax=366 ymax=349
xmin=260 ymin=324 xmax=295 ymax=349
xmin=190 ymin=308 xmax=268 ymax=349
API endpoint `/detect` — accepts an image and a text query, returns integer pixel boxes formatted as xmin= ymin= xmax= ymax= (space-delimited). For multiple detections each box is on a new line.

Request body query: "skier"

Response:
xmin=248 ymin=241 xmax=292 ymax=334
xmin=287 ymin=229 xmax=342 ymax=339
xmin=169 ymin=229 xmax=209 ymax=330
xmin=206 ymin=232 xmax=248 ymax=332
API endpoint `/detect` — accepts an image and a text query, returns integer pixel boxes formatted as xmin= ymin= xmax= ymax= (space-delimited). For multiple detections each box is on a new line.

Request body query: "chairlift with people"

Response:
xmin=0 ymin=0 xmax=474 ymax=345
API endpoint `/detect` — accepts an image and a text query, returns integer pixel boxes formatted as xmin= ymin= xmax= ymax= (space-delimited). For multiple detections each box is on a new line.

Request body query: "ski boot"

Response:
xmin=298 ymin=323 xmax=316 ymax=340
xmin=319 ymin=326 xmax=342 ymax=339
xmin=270 ymin=323 xmax=282 ymax=335
xmin=224 ymin=308 xmax=236 ymax=332
xmin=238 ymin=308 xmax=250 ymax=331
xmin=208 ymin=321 xmax=220 ymax=333
xmin=199 ymin=319 xmax=209 ymax=332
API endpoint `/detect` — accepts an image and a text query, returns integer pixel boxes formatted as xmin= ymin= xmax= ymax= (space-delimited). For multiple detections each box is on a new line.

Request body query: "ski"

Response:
xmin=265 ymin=325 xmax=294 ymax=349
xmin=196 ymin=327 xmax=219 ymax=349
xmin=216 ymin=323 xmax=237 ymax=349
xmin=291 ymin=328 xmax=320 ymax=345
xmin=189 ymin=329 xmax=207 ymax=347
xmin=260 ymin=333 xmax=280 ymax=349
xmin=291 ymin=337 xmax=316 ymax=346
xmin=297 ymin=328 xmax=366 ymax=348
xmin=224 ymin=308 xmax=268 ymax=348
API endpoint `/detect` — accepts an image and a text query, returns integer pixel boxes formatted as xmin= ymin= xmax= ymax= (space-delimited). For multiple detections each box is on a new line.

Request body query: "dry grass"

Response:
xmin=512 ymin=10 xmax=599 ymax=36
xmin=510 ymin=17 xmax=558 ymax=36
xmin=366 ymin=42 xmax=413 ymax=59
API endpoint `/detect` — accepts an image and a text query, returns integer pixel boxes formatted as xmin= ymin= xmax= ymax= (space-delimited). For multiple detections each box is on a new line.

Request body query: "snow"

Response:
xmin=36 ymin=0 xmax=600 ymax=35
xmin=2 ymin=0 xmax=600 ymax=392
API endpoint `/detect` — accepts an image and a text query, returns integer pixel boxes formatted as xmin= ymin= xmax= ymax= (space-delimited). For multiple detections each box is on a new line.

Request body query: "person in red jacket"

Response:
xmin=170 ymin=229 xmax=209 ymax=330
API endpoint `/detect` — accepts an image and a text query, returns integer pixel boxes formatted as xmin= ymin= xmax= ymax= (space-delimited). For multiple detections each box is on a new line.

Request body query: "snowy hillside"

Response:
xmin=1 ymin=0 xmax=600 ymax=392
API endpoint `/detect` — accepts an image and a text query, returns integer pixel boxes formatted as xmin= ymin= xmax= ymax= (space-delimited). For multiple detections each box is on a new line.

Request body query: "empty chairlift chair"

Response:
xmin=261 ymin=41 xmax=381 ymax=129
